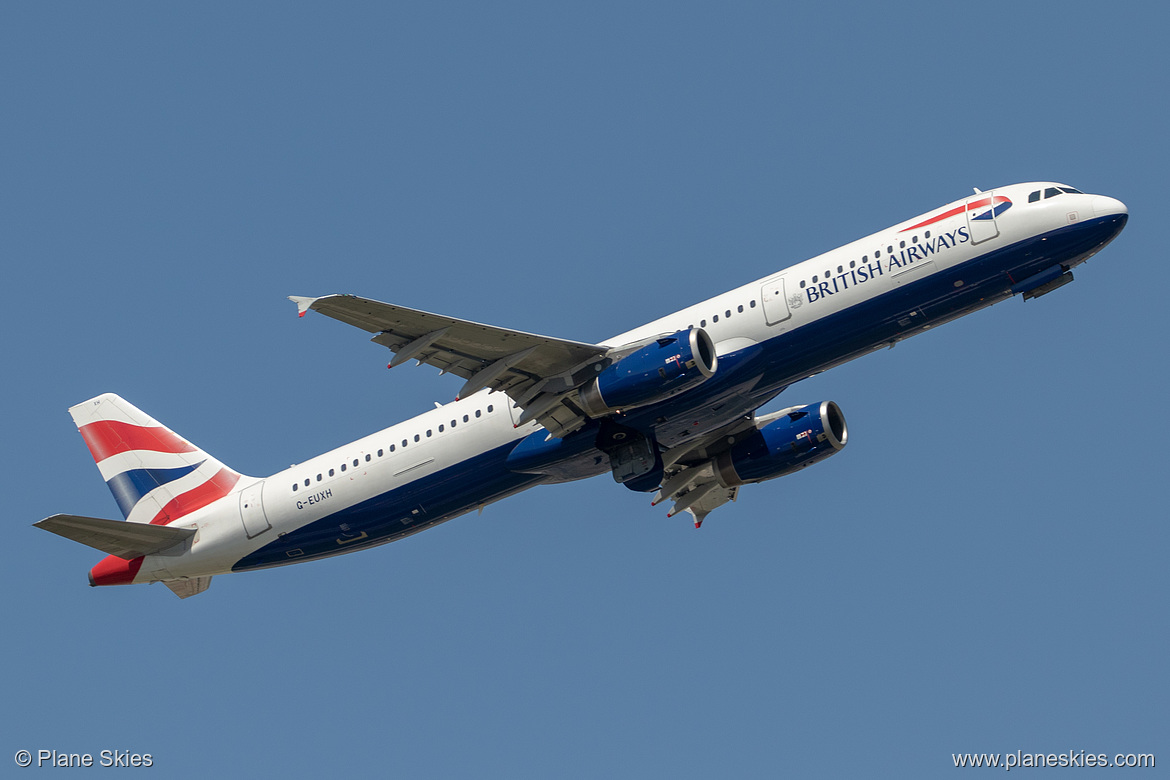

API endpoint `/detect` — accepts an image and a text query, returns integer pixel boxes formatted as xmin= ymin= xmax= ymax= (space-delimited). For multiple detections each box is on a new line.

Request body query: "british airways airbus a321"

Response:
xmin=37 ymin=183 xmax=1127 ymax=598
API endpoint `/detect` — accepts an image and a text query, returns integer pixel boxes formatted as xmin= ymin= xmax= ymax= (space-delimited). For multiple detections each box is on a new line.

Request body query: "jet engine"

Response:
xmin=652 ymin=401 xmax=848 ymax=523
xmin=576 ymin=328 xmax=717 ymax=417
xmin=715 ymin=401 xmax=847 ymax=485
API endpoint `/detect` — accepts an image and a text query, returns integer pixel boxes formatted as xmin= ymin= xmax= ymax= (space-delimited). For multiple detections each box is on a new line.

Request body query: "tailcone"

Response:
xmin=89 ymin=555 xmax=144 ymax=586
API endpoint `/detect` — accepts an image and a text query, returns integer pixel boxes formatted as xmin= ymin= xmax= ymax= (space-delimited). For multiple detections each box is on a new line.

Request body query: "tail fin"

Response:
xmin=70 ymin=393 xmax=244 ymax=525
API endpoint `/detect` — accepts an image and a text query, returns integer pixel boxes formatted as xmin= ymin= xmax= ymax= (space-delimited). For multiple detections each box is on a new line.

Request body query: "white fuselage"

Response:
xmin=101 ymin=183 xmax=1130 ymax=585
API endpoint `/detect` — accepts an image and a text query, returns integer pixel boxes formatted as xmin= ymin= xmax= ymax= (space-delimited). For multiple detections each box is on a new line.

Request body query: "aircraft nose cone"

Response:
xmin=1092 ymin=195 xmax=1127 ymax=218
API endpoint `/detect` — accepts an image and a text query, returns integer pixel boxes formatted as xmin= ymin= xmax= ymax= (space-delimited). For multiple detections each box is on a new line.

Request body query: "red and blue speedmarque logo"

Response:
xmin=900 ymin=195 xmax=1012 ymax=233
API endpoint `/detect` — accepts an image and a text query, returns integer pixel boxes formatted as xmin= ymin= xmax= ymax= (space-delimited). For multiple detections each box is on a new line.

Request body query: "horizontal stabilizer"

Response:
xmin=163 ymin=576 xmax=212 ymax=599
xmin=34 ymin=514 xmax=195 ymax=560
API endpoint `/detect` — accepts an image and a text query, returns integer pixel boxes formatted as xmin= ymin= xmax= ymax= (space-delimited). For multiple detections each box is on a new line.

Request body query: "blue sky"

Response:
xmin=3 ymin=3 xmax=1165 ymax=777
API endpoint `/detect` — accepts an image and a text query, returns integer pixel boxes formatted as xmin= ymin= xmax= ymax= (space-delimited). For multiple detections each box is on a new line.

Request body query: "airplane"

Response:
xmin=36 ymin=182 xmax=1128 ymax=598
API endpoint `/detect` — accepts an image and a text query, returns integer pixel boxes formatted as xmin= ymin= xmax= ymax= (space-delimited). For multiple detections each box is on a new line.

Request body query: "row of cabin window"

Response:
xmin=291 ymin=404 xmax=496 ymax=491
xmin=688 ymin=299 xmax=757 ymax=330
xmin=798 ymin=231 xmax=933 ymax=289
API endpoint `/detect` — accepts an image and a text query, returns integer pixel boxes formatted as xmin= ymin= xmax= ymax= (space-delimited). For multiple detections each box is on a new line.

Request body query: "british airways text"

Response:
xmin=806 ymin=227 xmax=970 ymax=304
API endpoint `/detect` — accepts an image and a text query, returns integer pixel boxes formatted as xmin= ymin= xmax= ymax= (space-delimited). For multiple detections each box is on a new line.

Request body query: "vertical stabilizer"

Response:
xmin=70 ymin=394 xmax=244 ymax=525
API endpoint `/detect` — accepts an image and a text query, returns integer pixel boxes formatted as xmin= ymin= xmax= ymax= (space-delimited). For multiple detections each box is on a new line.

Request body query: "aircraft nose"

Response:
xmin=1091 ymin=195 xmax=1127 ymax=218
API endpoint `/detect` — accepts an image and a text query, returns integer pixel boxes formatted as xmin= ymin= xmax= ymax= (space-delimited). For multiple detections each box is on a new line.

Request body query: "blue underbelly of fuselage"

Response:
xmin=232 ymin=443 xmax=543 ymax=572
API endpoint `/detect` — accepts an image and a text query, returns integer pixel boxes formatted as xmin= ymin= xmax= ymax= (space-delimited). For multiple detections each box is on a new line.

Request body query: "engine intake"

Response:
xmin=577 ymin=328 xmax=717 ymax=417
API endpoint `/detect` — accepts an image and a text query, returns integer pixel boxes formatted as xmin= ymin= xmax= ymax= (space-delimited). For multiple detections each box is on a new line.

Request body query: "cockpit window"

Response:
xmin=1059 ymin=187 xmax=1083 ymax=194
xmin=1028 ymin=190 xmax=1041 ymax=203
xmin=1044 ymin=187 xmax=1062 ymax=199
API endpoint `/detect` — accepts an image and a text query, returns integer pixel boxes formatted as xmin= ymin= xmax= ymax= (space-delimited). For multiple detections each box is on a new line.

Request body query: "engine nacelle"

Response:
xmin=577 ymin=328 xmax=717 ymax=417
xmin=715 ymin=401 xmax=847 ymax=486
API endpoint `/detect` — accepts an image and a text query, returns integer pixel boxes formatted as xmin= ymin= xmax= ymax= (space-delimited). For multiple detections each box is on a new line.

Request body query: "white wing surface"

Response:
xmin=291 ymin=294 xmax=610 ymax=436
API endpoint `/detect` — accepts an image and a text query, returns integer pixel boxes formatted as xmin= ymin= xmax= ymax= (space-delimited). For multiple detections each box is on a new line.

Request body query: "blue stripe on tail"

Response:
xmin=105 ymin=461 xmax=205 ymax=519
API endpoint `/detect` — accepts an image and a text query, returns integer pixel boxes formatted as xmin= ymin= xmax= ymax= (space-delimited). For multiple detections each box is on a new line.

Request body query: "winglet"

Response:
xmin=288 ymin=296 xmax=318 ymax=318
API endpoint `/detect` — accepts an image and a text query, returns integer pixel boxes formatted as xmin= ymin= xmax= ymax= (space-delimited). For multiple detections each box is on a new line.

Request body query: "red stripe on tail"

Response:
xmin=78 ymin=420 xmax=198 ymax=463
xmin=148 ymin=467 xmax=241 ymax=525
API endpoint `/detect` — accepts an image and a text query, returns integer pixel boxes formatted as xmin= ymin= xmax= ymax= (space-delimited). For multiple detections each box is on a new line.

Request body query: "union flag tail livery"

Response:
xmin=37 ymin=394 xmax=250 ymax=598
xmin=36 ymin=182 xmax=1129 ymax=598
xmin=71 ymin=393 xmax=244 ymax=525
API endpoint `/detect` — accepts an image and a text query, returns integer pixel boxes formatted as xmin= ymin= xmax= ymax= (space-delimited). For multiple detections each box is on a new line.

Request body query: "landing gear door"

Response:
xmin=966 ymin=191 xmax=1000 ymax=245
xmin=761 ymin=275 xmax=793 ymax=326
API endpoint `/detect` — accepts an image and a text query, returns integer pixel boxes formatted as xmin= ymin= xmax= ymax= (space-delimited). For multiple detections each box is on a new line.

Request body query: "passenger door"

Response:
xmin=760 ymin=275 xmax=792 ymax=326
xmin=966 ymin=191 xmax=1000 ymax=245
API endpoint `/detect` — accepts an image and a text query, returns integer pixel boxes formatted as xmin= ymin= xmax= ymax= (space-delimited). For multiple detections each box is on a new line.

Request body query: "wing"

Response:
xmin=650 ymin=419 xmax=753 ymax=528
xmin=291 ymin=294 xmax=610 ymax=436
xmin=649 ymin=401 xmax=791 ymax=527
